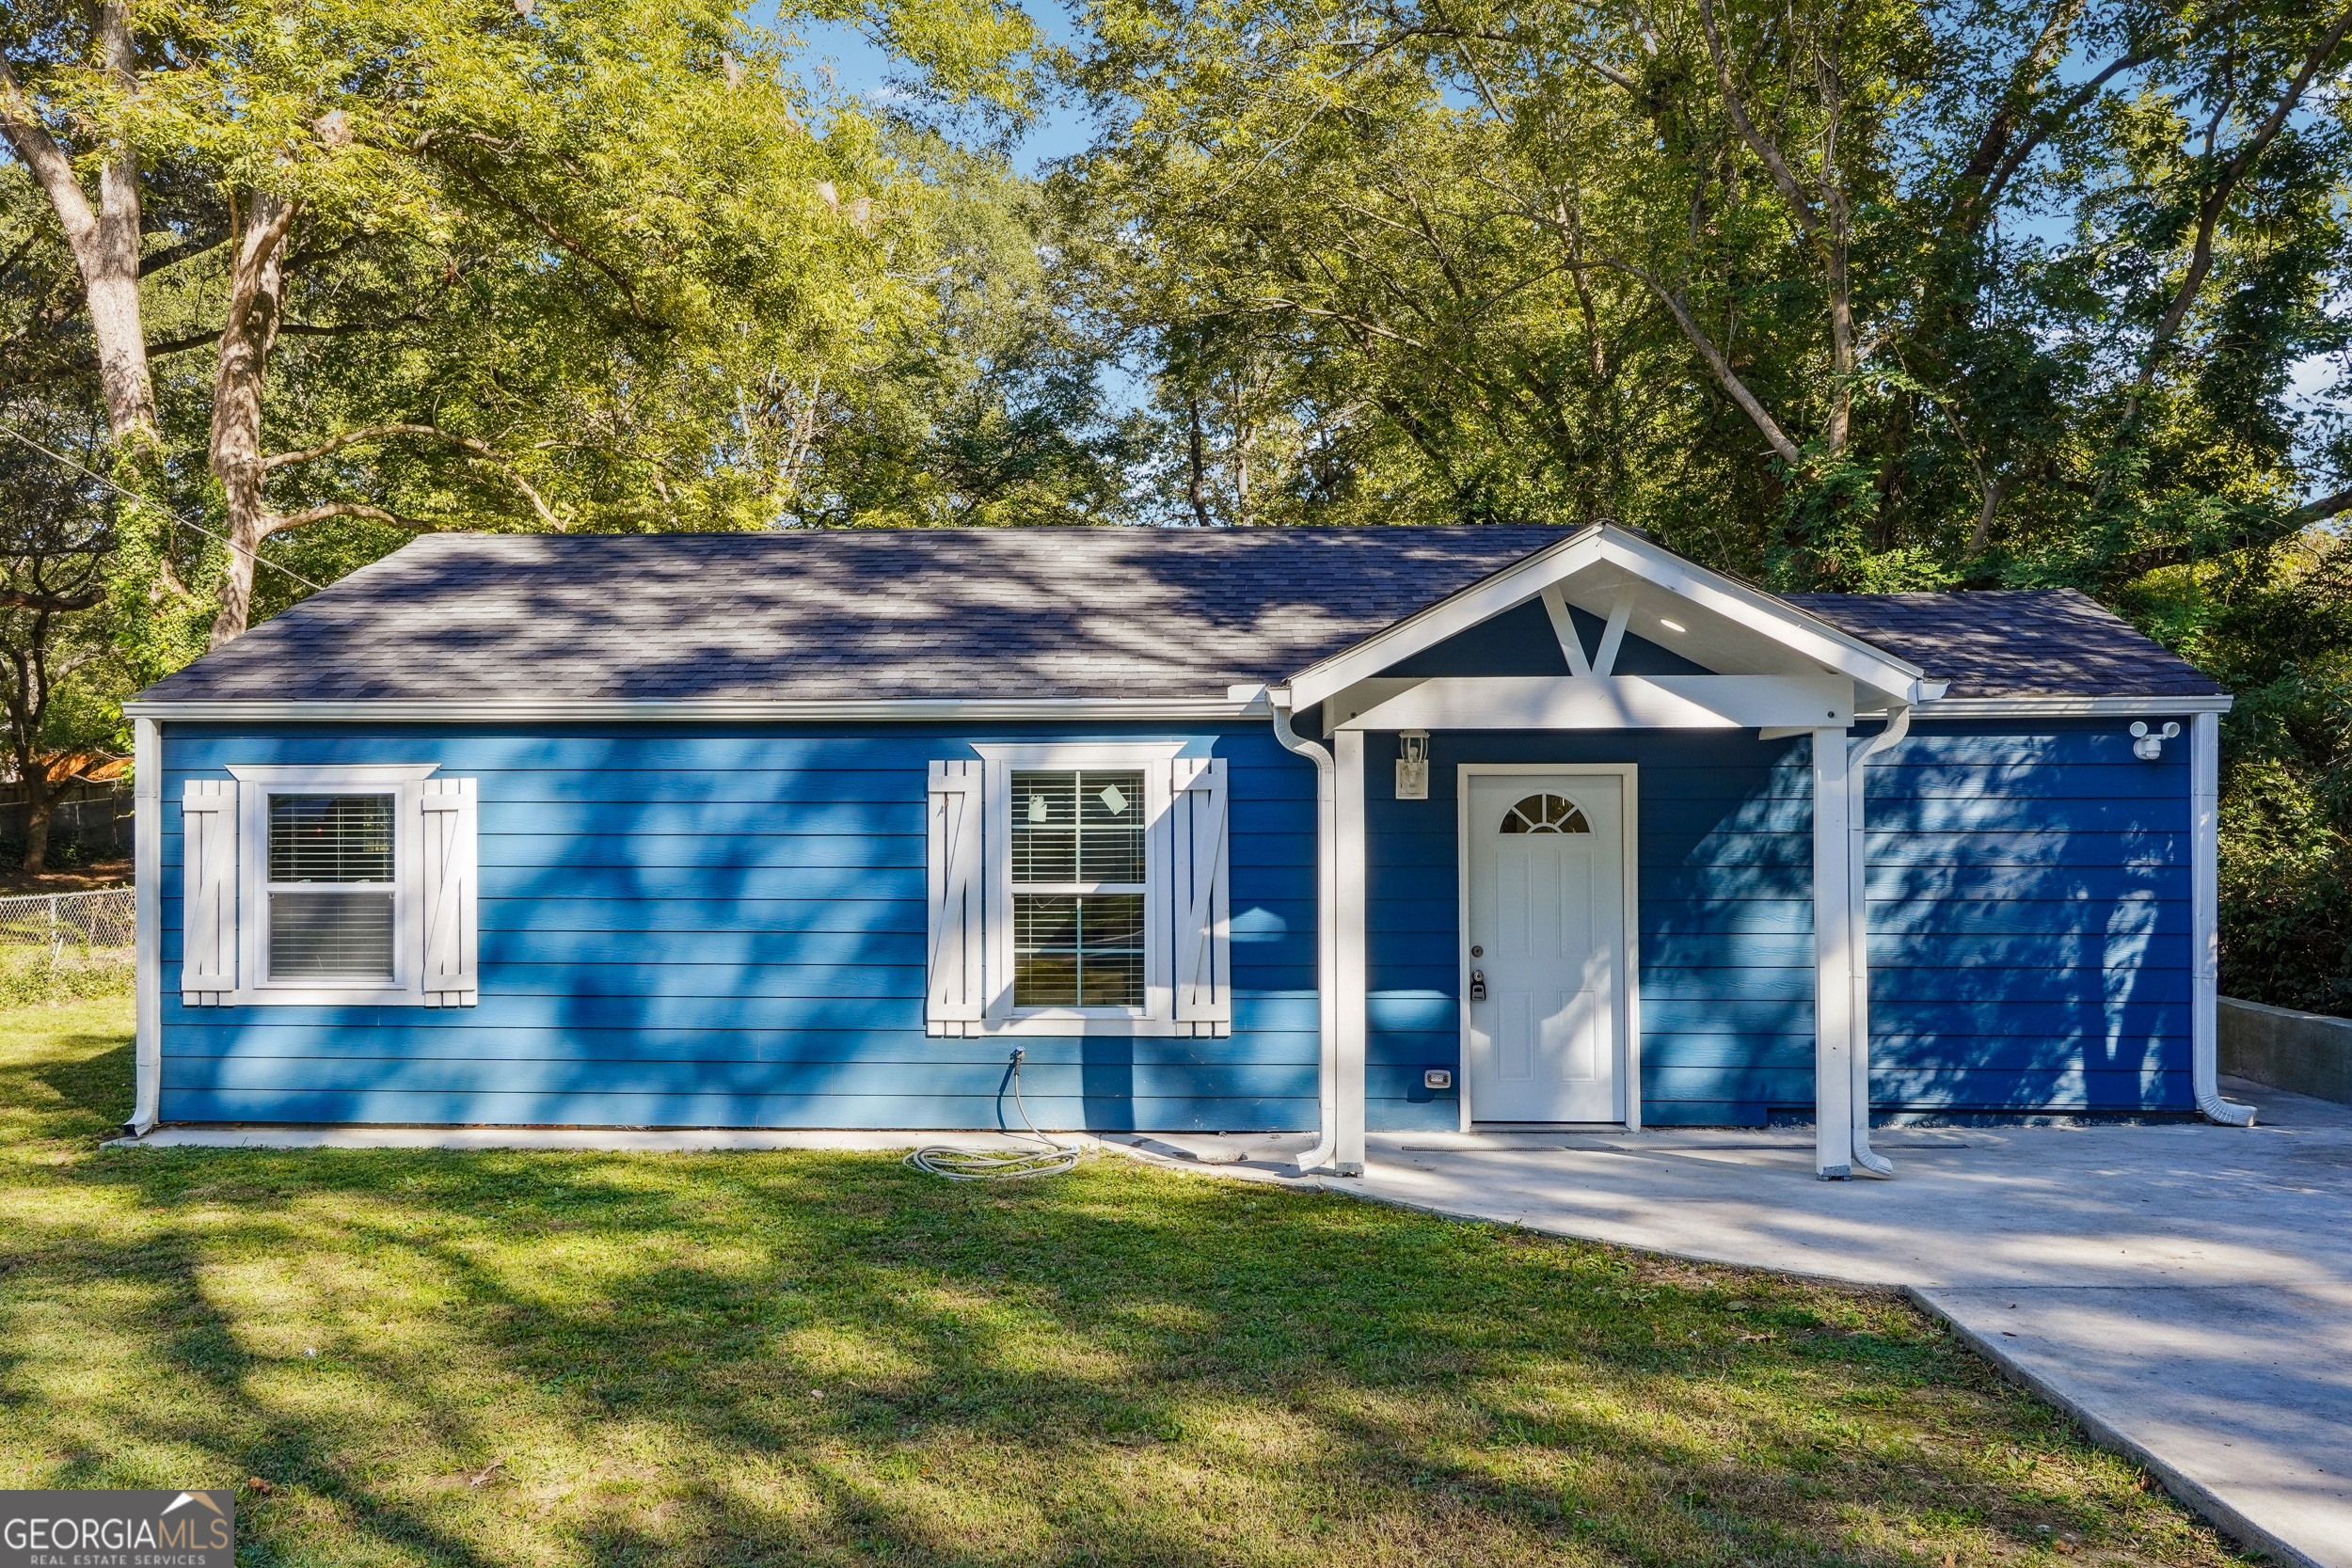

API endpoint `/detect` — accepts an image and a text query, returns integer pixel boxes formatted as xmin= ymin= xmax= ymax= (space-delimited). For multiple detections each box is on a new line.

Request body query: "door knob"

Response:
xmin=1469 ymin=969 xmax=1487 ymax=1003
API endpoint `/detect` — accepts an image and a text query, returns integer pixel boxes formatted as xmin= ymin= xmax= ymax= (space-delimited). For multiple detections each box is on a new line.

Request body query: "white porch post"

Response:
xmin=2190 ymin=710 xmax=2254 ymax=1125
xmin=1333 ymin=728 xmax=1369 ymax=1174
xmin=1336 ymin=728 xmax=1374 ymax=1170
xmin=1812 ymin=727 xmax=1854 ymax=1178
xmin=131 ymin=716 xmax=162 ymax=1134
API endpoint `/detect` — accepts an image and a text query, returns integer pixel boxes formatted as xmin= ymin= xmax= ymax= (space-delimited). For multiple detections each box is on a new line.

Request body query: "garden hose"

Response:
xmin=904 ymin=1049 xmax=1083 ymax=1180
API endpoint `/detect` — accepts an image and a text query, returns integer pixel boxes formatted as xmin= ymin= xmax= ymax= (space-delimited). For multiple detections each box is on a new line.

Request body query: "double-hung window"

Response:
xmin=267 ymin=794 xmax=397 ymax=979
xmin=179 ymin=764 xmax=479 ymax=1007
xmin=1011 ymin=769 xmax=1147 ymax=1008
xmin=926 ymin=745 xmax=1231 ymax=1037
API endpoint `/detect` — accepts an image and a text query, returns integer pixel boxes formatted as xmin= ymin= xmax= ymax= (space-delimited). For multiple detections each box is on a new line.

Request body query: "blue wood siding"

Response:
xmin=1381 ymin=599 xmax=1710 ymax=678
xmin=1364 ymin=729 xmax=1817 ymax=1130
xmin=1359 ymin=717 xmax=2198 ymax=1130
xmin=158 ymin=724 xmax=1319 ymax=1131
xmin=1866 ymin=719 xmax=2194 ymax=1116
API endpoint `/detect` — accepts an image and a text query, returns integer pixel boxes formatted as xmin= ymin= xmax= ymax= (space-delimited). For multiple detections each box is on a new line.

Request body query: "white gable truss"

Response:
xmin=1282 ymin=523 xmax=1947 ymax=731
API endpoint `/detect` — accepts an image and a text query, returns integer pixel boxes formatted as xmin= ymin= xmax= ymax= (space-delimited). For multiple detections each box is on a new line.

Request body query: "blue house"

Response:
xmin=123 ymin=522 xmax=2242 ymax=1177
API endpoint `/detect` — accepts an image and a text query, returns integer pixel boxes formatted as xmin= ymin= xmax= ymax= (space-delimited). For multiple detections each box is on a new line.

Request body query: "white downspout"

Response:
xmin=1846 ymin=705 xmax=1910 ymax=1177
xmin=1270 ymin=698 xmax=1342 ymax=1172
xmin=2190 ymin=710 xmax=2255 ymax=1126
xmin=1812 ymin=726 xmax=1855 ymax=1179
xmin=130 ymin=716 xmax=162 ymax=1135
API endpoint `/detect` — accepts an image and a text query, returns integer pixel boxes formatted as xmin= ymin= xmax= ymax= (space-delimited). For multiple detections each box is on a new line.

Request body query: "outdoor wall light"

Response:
xmin=2130 ymin=721 xmax=2181 ymax=760
xmin=1396 ymin=730 xmax=1431 ymax=800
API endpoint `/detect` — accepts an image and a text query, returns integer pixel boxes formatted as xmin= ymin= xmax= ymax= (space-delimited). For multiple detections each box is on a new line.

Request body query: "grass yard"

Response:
xmin=0 ymin=1002 xmax=2243 ymax=1567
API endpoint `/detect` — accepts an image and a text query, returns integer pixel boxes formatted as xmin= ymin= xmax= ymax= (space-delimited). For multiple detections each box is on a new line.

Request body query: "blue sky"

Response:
xmin=755 ymin=2 xmax=1099 ymax=177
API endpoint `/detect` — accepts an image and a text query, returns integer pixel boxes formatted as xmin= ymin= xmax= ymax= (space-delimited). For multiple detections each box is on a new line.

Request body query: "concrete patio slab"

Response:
xmin=1113 ymin=1079 xmax=2352 ymax=1566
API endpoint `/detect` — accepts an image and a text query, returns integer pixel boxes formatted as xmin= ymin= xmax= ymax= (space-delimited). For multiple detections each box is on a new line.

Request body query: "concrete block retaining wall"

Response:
xmin=2219 ymin=996 xmax=2352 ymax=1107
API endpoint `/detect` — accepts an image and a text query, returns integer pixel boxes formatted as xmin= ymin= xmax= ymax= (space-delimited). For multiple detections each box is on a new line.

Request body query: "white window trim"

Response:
xmin=971 ymin=742 xmax=1186 ymax=1037
xmin=225 ymin=764 xmax=440 ymax=1006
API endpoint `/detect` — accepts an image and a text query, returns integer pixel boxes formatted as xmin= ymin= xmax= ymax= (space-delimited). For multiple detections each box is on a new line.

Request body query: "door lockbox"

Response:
xmin=1468 ymin=969 xmax=1487 ymax=1003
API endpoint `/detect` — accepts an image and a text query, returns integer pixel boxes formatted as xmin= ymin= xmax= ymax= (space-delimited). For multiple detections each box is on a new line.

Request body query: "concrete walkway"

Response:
xmin=1119 ymin=1081 xmax=2352 ymax=1568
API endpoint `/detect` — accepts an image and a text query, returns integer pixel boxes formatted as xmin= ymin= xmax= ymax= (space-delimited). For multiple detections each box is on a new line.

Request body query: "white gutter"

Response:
xmin=1845 ymin=705 xmax=1911 ymax=1177
xmin=1269 ymin=697 xmax=1341 ymax=1174
xmin=121 ymin=696 xmax=1262 ymax=724
xmin=1928 ymin=694 xmax=2230 ymax=718
xmin=2190 ymin=710 xmax=2256 ymax=1126
xmin=130 ymin=717 xmax=162 ymax=1135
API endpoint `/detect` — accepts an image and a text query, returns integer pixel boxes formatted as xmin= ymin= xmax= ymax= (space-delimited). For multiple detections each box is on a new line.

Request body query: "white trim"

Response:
xmin=1812 ymin=729 xmax=1855 ymax=1178
xmin=420 ymin=777 xmax=481 ymax=1006
xmin=131 ymin=718 xmax=161 ymax=1134
xmin=1334 ymin=729 xmax=1368 ymax=1175
xmin=1322 ymin=679 xmax=1425 ymax=736
xmin=126 ymin=697 xmax=1266 ymax=724
xmin=926 ymin=760 xmax=987 ymax=1035
xmin=980 ymin=749 xmax=1179 ymax=1037
xmin=1539 ymin=585 xmax=1592 ymax=677
xmin=227 ymin=764 xmax=440 ymax=1007
xmin=1591 ymin=593 xmax=1634 ymax=678
xmin=1286 ymin=523 xmax=1929 ymax=710
xmin=1340 ymin=674 xmax=1854 ymax=733
xmin=1846 ymin=706 xmax=1912 ymax=1178
xmin=1926 ymin=695 xmax=2232 ymax=717
xmin=124 ymin=689 xmax=2230 ymax=725
xmin=1269 ymin=704 xmax=1340 ymax=1174
xmin=1455 ymin=763 xmax=1641 ymax=1132
xmin=1170 ymin=757 xmax=1232 ymax=1032
xmin=2190 ymin=711 xmax=2256 ymax=1126
xmin=225 ymin=765 xmax=441 ymax=785
xmin=969 ymin=742 xmax=1193 ymax=765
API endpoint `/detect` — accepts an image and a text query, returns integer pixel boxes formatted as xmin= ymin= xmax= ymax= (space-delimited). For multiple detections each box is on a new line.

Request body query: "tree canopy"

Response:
xmin=1 ymin=0 xmax=2348 ymax=997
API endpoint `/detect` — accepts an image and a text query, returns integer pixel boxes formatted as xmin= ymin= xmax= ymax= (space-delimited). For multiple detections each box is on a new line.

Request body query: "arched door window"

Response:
xmin=1499 ymin=794 xmax=1591 ymax=834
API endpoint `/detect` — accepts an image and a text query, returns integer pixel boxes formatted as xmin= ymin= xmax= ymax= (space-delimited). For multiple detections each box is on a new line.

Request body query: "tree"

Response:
xmin=1059 ymin=0 xmax=2352 ymax=583
xmin=0 ymin=393 xmax=117 ymax=874
xmin=1 ymin=0 xmax=1051 ymax=644
xmin=0 ymin=4 xmax=155 ymax=456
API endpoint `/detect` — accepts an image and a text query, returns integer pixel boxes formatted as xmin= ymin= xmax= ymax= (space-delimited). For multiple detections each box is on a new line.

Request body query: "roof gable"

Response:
xmin=1283 ymin=524 xmax=1934 ymax=708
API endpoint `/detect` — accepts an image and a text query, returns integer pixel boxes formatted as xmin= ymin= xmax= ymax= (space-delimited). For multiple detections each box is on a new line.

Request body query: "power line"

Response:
xmin=0 ymin=422 xmax=329 ymax=594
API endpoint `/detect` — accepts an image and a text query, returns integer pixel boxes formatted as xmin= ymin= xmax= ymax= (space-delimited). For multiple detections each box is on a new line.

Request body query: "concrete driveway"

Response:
xmin=1132 ymin=1080 xmax=2352 ymax=1567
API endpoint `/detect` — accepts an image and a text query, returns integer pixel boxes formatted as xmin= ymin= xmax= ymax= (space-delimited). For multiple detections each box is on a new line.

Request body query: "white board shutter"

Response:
xmin=927 ymin=760 xmax=985 ymax=1036
xmin=421 ymin=777 xmax=480 ymax=1006
xmin=1171 ymin=756 xmax=1232 ymax=1036
xmin=180 ymin=779 xmax=237 ymax=1004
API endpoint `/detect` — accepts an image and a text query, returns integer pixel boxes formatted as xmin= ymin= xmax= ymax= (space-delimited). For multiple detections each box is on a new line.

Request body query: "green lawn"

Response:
xmin=0 ymin=1001 xmax=2241 ymax=1566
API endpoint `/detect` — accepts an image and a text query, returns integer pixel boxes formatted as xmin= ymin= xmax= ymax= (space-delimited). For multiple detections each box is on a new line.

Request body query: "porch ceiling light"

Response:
xmin=1658 ymin=618 xmax=1686 ymax=633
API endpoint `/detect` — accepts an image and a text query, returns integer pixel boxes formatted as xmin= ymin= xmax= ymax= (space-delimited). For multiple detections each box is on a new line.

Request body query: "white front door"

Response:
xmin=1465 ymin=772 xmax=1626 ymax=1123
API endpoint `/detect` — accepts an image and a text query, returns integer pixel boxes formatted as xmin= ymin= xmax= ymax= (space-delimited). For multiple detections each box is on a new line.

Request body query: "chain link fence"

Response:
xmin=0 ymin=887 xmax=135 ymax=953
xmin=0 ymin=887 xmax=135 ymax=1005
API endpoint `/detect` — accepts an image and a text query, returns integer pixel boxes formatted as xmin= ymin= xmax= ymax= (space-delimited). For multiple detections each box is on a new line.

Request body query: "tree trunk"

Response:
xmin=1185 ymin=398 xmax=1215 ymax=528
xmin=0 ymin=633 xmax=52 ymax=875
xmin=20 ymin=772 xmax=55 ymax=877
xmin=208 ymin=192 xmax=299 ymax=647
xmin=0 ymin=5 xmax=158 ymax=451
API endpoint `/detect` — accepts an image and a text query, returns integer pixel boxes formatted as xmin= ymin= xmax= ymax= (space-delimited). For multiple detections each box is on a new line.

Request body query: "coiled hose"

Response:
xmin=904 ymin=1049 xmax=1083 ymax=1180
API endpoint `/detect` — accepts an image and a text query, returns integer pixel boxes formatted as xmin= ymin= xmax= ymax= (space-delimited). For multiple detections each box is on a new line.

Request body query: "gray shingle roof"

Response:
xmin=1784 ymin=589 xmax=2222 ymax=700
xmin=136 ymin=528 xmax=2222 ymax=705
xmin=141 ymin=527 xmax=1581 ymax=703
